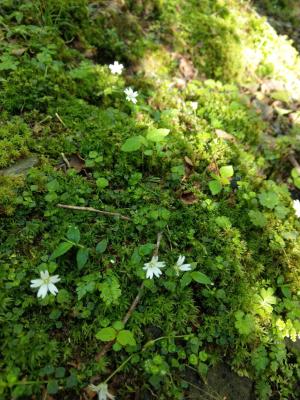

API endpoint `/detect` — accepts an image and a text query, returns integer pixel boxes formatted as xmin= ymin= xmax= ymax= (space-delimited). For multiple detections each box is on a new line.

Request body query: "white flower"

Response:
xmin=143 ymin=256 xmax=165 ymax=279
xmin=124 ymin=87 xmax=138 ymax=104
xmin=30 ymin=270 xmax=60 ymax=298
xmin=293 ymin=199 xmax=300 ymax=218
xmin=174 ymin=255 xmax=192 ymax=275
xmin=88 ymin=383 xmax=114 ymax=400
xmin=190 ymin=101 xmax=198 ymax=111
xmin=108 ymin=61 xmax=124 ymax=75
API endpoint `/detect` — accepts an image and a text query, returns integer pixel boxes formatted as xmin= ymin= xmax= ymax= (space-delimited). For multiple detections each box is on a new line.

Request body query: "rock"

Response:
xmin=188 ymin=363 xmax=254 ymax=400
xmin=0 ymin=156 xmax=38 ymax=176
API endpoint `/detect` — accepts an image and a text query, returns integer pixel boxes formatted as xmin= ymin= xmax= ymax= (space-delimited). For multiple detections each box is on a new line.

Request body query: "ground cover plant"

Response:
xmin=1 ymin=0 xmax=300 ymax=399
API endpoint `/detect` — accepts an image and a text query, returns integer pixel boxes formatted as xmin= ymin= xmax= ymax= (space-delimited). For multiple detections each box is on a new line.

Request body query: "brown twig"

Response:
xmin=94 ymin=231 xmax=163 ymax=362
xmin=56 ymin=203 xmax=131 ymax=221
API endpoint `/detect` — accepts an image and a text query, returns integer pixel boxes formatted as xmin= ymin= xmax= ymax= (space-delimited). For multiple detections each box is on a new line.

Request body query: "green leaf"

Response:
xmin=234 ymin=311 xmax=256 ymax=335
xmin=146 ymin=128 xmax=170 ymax=142
xmin=180 ymin=272 xmax=192 ymax=288
xmin=96 ymin=177 xmax=109 ymax=189
xmin=220 ymin=165 xmax=234 ymax=178
xmin=248 ymin=210 xmax=267 ymax=227
xmin=47 ymin=380 xmax=59 ymax=395
xmin=99 ymin=275 xmax=121 ymax=306
xmin=257 ymin=288 xmax=277 ymax=314
xmin=208 ymin=180 xmax=222 ymax=195
xmin=96 ymin=327 xmax=116 ymax=341
xmin=191 ymin=271 xmax=212 ymax=285
xmin=76 ymin=248 xmax=89 ymax=269
xmin=67 ymin=226 xmax=80 ymax=244
xmin=121 ymin=136 xmax=144 ymax=152
xmin=55 ymin=367 xmax=66 ymax=378
xmin=50 ymin=242 xmax=73 ymax=260
xmin=117 ymin=330 xmax=136 ymax=346
xmin=215 ymin=216 xmax=231 ymax=229
xmin=112 ymin=320 xmax=124 ymax=331
xmin=258 ymin=191 xmax=279 ymax=209
xmin=96 ymin=239 xmax=108 ymax=253
xmin=274 ymin=206 xmax=289 ymax=219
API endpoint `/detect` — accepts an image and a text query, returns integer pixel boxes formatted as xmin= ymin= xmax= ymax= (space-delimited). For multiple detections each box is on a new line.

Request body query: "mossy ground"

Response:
xmin=1 ymin=1 xmax=300 ymax=399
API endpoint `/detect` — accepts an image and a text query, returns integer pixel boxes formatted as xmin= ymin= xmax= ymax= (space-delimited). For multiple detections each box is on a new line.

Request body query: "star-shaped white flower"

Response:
xmin=124 ymin=87 xmax=138 ymax=104
xmin=30 ymin=270 xmax=60 ymax=298
xmin=108 ymin=61 xmax=124 ymax=75
xmin=143 ymin=256 xmax=165 ymax=279
xmin=293 ymin=199 xmax=300 ymax=218
xmin=88 ymin=383 xmax=115 ymax=400
xmin=174 ymin=255 xmax=192 ymax=275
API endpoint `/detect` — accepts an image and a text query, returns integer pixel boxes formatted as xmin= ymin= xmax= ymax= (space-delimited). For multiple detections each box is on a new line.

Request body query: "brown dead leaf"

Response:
xmin=181 ymin=191 xmax=198 ymax=205
xmin=215 ymin=129 xmax=236 ymax=142
xmin=69 ymin=154 xmax=85 ymax=172
xmin=184 ymin=156 xmax=194 ymax=167
xmin=11 ymin=47 xmax=27 ymax=56
xmin=179 ymin=57 xmax=196 ymax=80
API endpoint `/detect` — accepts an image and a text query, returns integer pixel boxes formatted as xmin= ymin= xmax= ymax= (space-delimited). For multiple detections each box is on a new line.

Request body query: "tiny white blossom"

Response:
xmin=88 ymin=383 xmax=114 ymax=400
xmin=143 ymin=256 xmax=165 ymax=279
xmin=124 ymin=87 xmax=138 ymax=104
xmin=108 ymin=61 xmax=124 ymax=75
xmin=293 ymin=199 xmax=300 ymax=218
xmin=190 ymin=101 xmax=198 ymax=111
xmin=30 ymin=270 xmax=60 ymax=298
xmin=174 ymin=255 xmax=192 ymax=275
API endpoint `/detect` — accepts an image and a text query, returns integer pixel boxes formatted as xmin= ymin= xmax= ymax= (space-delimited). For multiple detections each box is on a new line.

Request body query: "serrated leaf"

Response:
xmin=248 ymin=210 xmax=267 ymax=227
xmin=47 ymin=380 xmax=59 ymax=395
xmin=76 ymin=247 xmax=89 ymax=269
xmin=146 ymin=128 xmax=170 ymax=142
xmin=117 ymin=330 xmax=136 ymax=346
xmin=96 ymin=327 xmax=116 ymax=341
xmin=121 ymin=136 xmax=144 ymax=152
xmin=96 ymin=177 xmax=109 ymax=189
xmin=258 ymin=191 xmax=279 ymax=209
xmin=50 ymin=242 xmax=73 ymax=260
xmin=208 ymin=180 xmax=222 ymax=195
xmin=96 ymin=239 xmax=108 ymax=253
xmin=191 ymin=271 xmax=212 ymax=285
xmin=67 ymin=226 xmax=80 ymax=244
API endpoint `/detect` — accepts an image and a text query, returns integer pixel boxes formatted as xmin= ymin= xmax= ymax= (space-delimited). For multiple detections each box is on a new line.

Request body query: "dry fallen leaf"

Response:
xmin=179 ymin=57 xmax=196 ymax=80
xmin=184 ymin=156 xmax=194 ymax=167
xmin=215 ymin=129 xmax=236 ymax=142
xmin=68 ymin=154 xmax=85 ymax=172
xmin=181 ymin=191 xmax=198 ymax=205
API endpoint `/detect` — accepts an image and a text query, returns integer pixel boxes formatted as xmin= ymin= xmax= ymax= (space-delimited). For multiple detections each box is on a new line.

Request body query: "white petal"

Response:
xmin=50 ymin=275 xmax=60 ymax=283
xmin=156 ymin=261 xmax=165 ymax=268
xmin=40 ymin=270 xmax=49 ymax=280
xmin=30 ymin=279 xmax=43 ymax=288
xmin=179 ymin=264 xmax=192 ymax=271
xmin=37 ymin=284 xmax=48 ymax=298
xmin=146 ymin=269 xmax=154 ymax=279
xmin=48 ymin=283 xmax=59 ymax=295
xmin=177 ymin=255 xmax=185 ymax=267
xmin=152 ymin=267 xmax=163 ymax=278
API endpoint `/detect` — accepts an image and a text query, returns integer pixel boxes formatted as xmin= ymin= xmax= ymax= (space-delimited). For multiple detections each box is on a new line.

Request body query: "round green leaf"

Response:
xmin=117 ymin=330 xmax=136 ymax=346
xmin=96 ymin=327 xmax=116 ymax=341
xmin=96 ymin=239 xmax=108 ymax=253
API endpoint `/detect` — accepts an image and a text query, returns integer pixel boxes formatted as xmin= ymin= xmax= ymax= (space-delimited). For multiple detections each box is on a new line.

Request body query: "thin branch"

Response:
xmin=56 ymin=204 xmax=131 ymax=221
xmin=55 ymin=112 xmax=66 ymax=127
xmin=288 ymin=154 xmax=300 ymax=175
xmin=95 ymin=231 xmax=163 ymax=362
xmin=61 ymin=153 xmax=70 ymax=169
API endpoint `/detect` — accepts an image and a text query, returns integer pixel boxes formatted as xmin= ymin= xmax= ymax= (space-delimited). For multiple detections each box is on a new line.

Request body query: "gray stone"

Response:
xmin=0 ymin=156 xmax=38 ymax=176
xmin=187 ymin=363 xmax=254 ymax=400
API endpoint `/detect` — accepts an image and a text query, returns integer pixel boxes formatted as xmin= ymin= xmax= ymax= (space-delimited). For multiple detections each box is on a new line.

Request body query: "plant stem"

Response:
xmin=57 ymin=203 xmax=131 ymax=221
